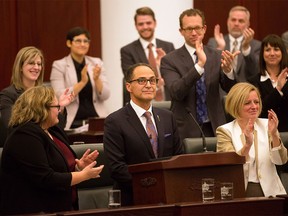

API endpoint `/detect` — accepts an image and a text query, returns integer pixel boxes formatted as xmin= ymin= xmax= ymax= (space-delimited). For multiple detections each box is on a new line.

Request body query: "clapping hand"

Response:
xmin=59 ymin=88 xmax=74 ymax=108
xmin=268 ymin=109 xmax=279 ymax=136
xmin=75 ymin=149 xmax=99 ymax=170
xmin=244 ymin=119 xmax=254 ymax=147
xmin=221 ymin=50 xmax=241 ymax=73
xmin=214 ymin=24 xmax=225 ymax=50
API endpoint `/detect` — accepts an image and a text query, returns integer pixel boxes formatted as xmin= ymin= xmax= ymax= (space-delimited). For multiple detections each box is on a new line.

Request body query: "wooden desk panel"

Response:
xmin=67 ymin=131 xmax=104 ymax=144
xmin=175 ymin=197 xmax=284 ymax=216
xmin=56 ymin=197 xmax=284 ymax=216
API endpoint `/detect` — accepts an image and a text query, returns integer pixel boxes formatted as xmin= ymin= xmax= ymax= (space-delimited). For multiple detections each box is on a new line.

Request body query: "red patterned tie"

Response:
xmin=143 ymin=111 xmax=158 ymax=158
xmin=148 ymin=43 xmax=164 ymax=101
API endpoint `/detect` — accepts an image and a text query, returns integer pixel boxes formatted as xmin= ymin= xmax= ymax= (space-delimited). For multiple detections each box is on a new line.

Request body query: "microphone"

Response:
xmin=185 ymin=107 xmax=208 ymax=152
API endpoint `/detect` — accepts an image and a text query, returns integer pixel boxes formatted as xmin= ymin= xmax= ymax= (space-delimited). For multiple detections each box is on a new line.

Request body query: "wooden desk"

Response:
xmin=67 ymin=131 xmax=104 ymax=144
xmin=55 ymin=197 xmax=284 ymax=216
xmin=129 ymin=152 xmax=245 ymax=205
xmin=66 ymin=117 xmax=105 ymax=144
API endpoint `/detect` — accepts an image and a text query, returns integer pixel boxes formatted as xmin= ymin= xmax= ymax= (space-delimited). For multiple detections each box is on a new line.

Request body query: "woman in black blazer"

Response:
xmin=248 ymin=34 xmax=288 ymax=132
xmin=0 ymin=86 xmax=104 ymax=215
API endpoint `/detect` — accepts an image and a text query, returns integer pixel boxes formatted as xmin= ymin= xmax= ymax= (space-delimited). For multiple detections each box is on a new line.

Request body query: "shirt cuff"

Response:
xmin=242 ymin=46 xmax=251 ymax=56
xmin=195 ymin=63 xmax=204 ymax=75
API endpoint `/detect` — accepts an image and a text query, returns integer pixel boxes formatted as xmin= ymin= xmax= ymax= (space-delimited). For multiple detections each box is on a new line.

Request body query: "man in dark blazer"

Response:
xmin=160 ymin=8 xmax=237 ymax=142
xmin=207 ymin=5 xmax=261 ymax=82
xmin=120 ymin=7 xmax=175 ymax=105
xmin=104 ymin=63 xmax=183 ymax=206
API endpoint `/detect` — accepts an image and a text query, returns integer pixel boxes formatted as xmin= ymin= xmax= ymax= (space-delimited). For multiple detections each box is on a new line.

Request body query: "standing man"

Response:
xmin=104 ymin=63 xmax=183 ymax=206
xmin=120 ymin=7 xmax=175 ymax=105
xmin=161 ymin=8 xmax=237 ymax=142
xmin=207 ymin=6 xmax=261 ymax=82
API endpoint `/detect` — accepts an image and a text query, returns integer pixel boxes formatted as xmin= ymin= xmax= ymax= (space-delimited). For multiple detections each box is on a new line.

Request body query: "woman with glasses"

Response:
xmin=0 ymin=86 xmax=104 ymax=215
xmin=50 ymin=27 xmax=110 ymax=129
xmin=0 ymin=46 xmax=73 ymax=146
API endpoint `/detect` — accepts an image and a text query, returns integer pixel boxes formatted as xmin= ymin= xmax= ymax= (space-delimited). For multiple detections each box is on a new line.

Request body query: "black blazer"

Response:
xmin=103 ymin=103 xmax=183 ymax=205
xmin=248 ymin=73 xmax=288 ymax=132
xmin=120 ymin=38 xmax=175 ymax=104
xmin=161 ymin=45 xmax=236 ymax=140
xmin=0 ymin=85 xmax=67 ymax=143
xmin=0 ymin=122 xmax=76 ymax=214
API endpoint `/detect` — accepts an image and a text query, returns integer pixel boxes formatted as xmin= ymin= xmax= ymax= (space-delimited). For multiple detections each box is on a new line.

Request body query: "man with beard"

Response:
xmin=207 ymin=5 xmax=261 ymax=82
xmin=120 ymin=7 xmax=175 ymax=106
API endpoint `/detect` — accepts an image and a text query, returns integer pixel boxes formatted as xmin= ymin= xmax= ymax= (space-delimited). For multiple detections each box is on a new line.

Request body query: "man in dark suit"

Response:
xmin=104 ymin=63 xmax=183 ymax=206
xmin=120 ymin=7 xmax=175 ymax=105
xmin=160 ymin=8 xmax=237 ymax=142
xmin=207 ymin=5 xmax=261 ymax=82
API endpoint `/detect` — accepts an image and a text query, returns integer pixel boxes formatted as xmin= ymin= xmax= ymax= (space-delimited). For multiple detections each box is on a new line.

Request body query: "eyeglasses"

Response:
xmin=72 ymin=39 xmax=90 ymax=45
xmin=129 ymin=77 xmax=159 ymax=85
xmin=49 ymin=105 xmax=61 ymax=111
xmin=27 ymin=62 xmax=42 ymax=67
xmin=182 ymin=26 xmax=204 ymax=34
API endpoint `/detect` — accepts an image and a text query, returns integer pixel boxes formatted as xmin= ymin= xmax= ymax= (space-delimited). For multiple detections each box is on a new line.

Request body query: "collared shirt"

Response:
xmin=260 ymin=70 xmax=283 ymax=96
xmin=184 ymin=43 xmax=204 ymax=76
xmin=130 ymin=100 xmax=158 ymax=134
xmin=139 ymin=37 xmax=157 ymax=59
xmin=184 ymin=43 xmax=234 ymax=79
xmin=229 ymin=34 xmax=251 ymax=56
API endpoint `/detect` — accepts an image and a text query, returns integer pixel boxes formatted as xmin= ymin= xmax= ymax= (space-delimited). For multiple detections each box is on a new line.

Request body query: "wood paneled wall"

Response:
xmin=194 ymin=0 xmax=288 ymax=44
xmin=1 ymin=0 xmax=287 ymax=90
xmin=0 ymin=0 xmax=101 ymax=90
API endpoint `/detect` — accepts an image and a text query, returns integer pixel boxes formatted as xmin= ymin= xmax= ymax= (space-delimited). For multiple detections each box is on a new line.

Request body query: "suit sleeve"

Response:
xmin=0 ymin=90 xmax=14 ymax=128
xmin=216 ymin=126 xmax=238 ymax=153
xmin=50 ymin=60 xmax=72 ymax=98
xmin=120 ymin=47 xmax=135 ymax=76
xmin=103 ymin=115 xmax=132 ymax=183
xmin=160 ymin=53 xmax=200 ymax=101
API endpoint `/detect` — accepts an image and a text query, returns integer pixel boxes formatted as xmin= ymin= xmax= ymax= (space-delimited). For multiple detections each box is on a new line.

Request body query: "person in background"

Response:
xmin=248 ymin=34 xmax=288 ymax=132
xmin=281 ymin=31 xmax=288 ymax=53
xmin=50 ymin=26 xmax=110 ymax=129
xmin=0 ymin=46 xmax=73 ymax=146
xmin=160 ymin=8 xmax=237 ymax=142
xmin=0 ymin=86 xmax=104 ymax=215
xmin=120 ymin=7 xmax=175 ymax=105
xmin=207 ymin=5 xmax=261 ymax=82
xmin=216 ymin=82 xmax=287 ymax=197
xmin=104 ymin=63 xmax=183 ymax=206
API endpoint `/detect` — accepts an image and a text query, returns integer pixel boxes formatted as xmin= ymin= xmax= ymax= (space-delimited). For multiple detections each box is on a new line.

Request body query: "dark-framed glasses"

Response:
xmin=129 ymin=77 xmax=159 ymax=85
xmin=182 ymin=26 xmax=204 ymax=34
xmin=72 ymin=39 xmax=90 ymax=45
xmin=49 ymin=105 xmax=61 ymax=111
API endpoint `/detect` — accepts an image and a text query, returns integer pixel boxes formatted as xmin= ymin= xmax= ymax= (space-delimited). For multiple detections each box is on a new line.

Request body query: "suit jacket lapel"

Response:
xmin=126 ymin=104 xmax=155 ymax=158
xmin=135 ymin=40 xmax=149 ymax=64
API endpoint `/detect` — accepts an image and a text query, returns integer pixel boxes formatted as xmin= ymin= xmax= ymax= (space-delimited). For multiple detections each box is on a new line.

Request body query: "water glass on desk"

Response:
xmin=108 ymin=190 xmax=121 ymax=209
xmin=202 ymin=178 xmax=215 ymax=202
xmin=220 ymin=182 xmax=233 ymax=200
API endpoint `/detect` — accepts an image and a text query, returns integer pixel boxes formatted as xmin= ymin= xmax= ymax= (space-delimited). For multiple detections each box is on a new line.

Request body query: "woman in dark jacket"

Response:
xmin=248 ymin=34 xmax=288 ymax=132
xmin=0 ymin=86 xmax=104 ymax=215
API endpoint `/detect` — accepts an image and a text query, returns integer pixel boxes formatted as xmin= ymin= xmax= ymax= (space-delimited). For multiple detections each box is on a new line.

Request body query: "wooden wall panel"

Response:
xmin=0 ymin=0 xmax=101 ymax=90
xmin=194 ymin=0 xmax=288 ymax=44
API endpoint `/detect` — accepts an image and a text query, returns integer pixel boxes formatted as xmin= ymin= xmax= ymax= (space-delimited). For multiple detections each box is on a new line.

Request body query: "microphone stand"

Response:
xmin=186 ymin=107 xmax=208 ymax=153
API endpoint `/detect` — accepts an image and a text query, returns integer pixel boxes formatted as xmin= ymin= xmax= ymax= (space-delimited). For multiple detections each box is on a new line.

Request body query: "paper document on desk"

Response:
xmin=73 ymin=124 xmax=89 ymax=133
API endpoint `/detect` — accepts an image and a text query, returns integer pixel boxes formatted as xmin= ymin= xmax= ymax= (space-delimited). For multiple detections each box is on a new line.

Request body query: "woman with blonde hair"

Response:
xmin=216 ymin=82 xmax=287 ymax=197
xmin=0 ymin=86 xmax=104 ymax=215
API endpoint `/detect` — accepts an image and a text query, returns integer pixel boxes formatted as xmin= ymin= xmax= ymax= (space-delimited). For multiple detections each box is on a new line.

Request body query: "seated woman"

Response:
xmin=216 ymin=82 xmax=287 ymax=197
xmin=0 ymin=86 xmax=104 ymax=215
